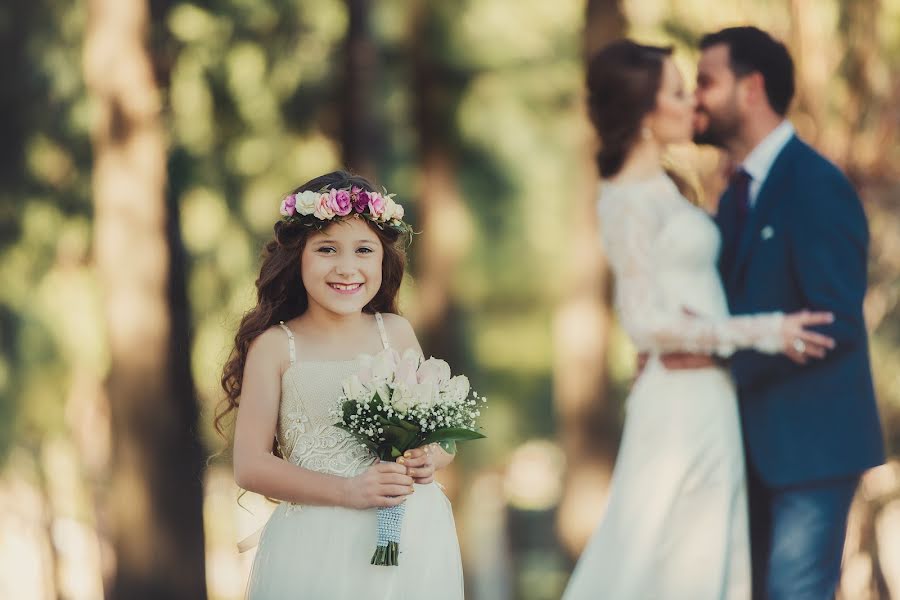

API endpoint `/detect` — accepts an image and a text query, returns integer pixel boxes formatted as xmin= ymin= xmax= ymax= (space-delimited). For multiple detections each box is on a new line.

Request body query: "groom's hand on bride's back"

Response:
xmin=634 ymin=307 xmax=717 ymax=379
xmin=635 ymin=352 xmax=719 ymax=379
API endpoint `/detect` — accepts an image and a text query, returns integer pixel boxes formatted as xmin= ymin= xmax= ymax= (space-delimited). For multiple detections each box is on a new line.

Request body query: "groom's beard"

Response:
xmin=693 ymin=109 xmax=741 ymax=148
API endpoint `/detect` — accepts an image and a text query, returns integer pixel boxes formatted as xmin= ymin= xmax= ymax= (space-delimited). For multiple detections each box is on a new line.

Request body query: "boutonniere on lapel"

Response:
xmin=760 ymin=225 xmax=775 ymax=241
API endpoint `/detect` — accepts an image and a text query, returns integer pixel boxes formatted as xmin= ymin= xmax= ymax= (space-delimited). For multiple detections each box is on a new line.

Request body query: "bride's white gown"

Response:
xmin=563 ymin=173 xmax=784 ymax=600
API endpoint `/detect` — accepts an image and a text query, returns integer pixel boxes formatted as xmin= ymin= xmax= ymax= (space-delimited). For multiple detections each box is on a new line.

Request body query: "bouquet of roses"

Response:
xmin=332 ymin=348 xmax=486 ymax=566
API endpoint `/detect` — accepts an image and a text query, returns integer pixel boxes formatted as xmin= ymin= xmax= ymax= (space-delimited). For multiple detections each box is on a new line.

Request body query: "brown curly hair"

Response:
xmin=215 ymin=171 xmax=409 ymax=450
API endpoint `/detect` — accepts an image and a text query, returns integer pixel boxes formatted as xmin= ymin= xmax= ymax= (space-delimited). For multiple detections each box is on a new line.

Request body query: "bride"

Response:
xmin=561 ymin=40 xmax=835 ymax=599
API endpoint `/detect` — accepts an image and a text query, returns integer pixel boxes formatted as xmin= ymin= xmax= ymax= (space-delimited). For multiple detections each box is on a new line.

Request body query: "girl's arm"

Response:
xmin=233 ymin=328 xmax=413 ymax=508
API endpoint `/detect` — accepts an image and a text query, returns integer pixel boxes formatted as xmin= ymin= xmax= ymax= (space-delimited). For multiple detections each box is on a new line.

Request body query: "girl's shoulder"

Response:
xmin=378 ymin=312 xmax=421 ymax=354
xmin=247 ymin=323 xmax=294 ymax=366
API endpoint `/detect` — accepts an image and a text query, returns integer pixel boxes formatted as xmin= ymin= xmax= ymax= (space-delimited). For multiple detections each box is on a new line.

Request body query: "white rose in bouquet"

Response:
xmin=417 ymin=357 xmax=452 ymax=387
xmin=394 ymin=349 xmax=421 ymax=387
xmin=390 ymin=382 xmax=415 ymax=415
xmin=368 ymin=349 xmax=399 ymax=383
xmin=410 ymin=381 xmax=440 ymax=410
xmin=341 ymin=375 xmax=370 ymax=402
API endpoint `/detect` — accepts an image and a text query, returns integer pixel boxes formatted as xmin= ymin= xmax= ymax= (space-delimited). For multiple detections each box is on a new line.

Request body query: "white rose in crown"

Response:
xmin=295 ymin=190 xmax=319 ymax=216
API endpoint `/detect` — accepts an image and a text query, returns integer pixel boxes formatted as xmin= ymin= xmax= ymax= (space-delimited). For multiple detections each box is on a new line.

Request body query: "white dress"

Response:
xmin=563 ymin=173 xmax=784 ymax=600
xmin=246 ymin=314 xmax=464 ymax=600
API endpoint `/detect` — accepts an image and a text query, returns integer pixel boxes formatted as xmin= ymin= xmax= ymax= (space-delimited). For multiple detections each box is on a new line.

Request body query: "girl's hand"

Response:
xmin=342 ymin=462 xmax=414 ymax=509
xmin=399 ymin=445 xmax=437 ymax=484
xmin=781 ymin=310 xmax=836 ymax=364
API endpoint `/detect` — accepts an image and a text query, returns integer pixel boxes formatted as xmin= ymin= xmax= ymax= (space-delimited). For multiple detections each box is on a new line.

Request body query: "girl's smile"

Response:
xmin=328 ymin=282 xmax=364 ymax=294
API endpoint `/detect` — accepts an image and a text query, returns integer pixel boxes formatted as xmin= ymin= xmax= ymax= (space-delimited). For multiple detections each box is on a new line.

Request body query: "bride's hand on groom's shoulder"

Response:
xmin=781 ymin=310 xmax=836 ymax=365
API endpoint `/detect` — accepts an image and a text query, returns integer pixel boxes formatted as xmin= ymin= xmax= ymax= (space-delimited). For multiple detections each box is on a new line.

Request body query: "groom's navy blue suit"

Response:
xmin=715 ymin=135 xmax=884 ymax=599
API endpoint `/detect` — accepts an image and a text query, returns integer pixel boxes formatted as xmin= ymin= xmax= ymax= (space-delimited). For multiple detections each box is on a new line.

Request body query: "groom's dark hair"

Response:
xmin=700 ymin=26 xmax=794 ymax=116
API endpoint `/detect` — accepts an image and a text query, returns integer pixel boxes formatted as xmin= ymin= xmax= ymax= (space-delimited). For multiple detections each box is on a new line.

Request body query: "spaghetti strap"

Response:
xmin=374 ymin=313 xmax=390 ymax=350
xmin=277 ymin=321 xmax=297 ymax=365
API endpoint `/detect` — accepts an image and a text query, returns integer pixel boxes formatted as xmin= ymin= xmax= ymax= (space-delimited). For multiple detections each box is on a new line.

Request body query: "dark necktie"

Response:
xmin=730 ymin=168 xmax=752 ymax=235
xmin=721 ymin=168 xmax=752 ymax=280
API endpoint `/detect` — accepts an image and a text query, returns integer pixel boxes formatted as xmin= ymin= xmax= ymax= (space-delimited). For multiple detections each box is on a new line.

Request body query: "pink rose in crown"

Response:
xmin=329 ymin=188 xmax=353 ymax=216
xmin=352 ymin=187 xmax=370 ymax=213
xmin=314 ymin=192 xmax=335 ymax=220
xmin=368 ymin=192 xmax=387 ymax=220
xmin=280 ymin=194 xmax=297 ymax=216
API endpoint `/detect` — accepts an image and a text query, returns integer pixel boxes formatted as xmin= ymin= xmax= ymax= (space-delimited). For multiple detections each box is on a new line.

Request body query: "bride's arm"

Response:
xmin=601 ymin=193 xmax=785 ymax=357
xmin=233 ymin=329 xmax=413 ymax=508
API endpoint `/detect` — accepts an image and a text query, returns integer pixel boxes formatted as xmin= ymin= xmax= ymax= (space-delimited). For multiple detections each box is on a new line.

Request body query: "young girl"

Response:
xmin=217 ymin=171 xmax=464 ymax=599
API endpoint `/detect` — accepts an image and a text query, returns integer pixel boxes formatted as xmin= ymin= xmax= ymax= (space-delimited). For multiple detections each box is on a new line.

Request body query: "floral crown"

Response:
xmin=279 ymin=185 xmax=412 ymax=236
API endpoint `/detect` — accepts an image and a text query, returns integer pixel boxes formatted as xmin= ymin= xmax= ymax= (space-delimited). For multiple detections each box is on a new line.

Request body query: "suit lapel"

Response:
xmin=729 ymin=136 xmax=800 ymax=288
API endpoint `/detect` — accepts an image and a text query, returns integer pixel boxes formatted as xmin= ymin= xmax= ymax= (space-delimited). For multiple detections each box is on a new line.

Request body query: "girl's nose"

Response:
xmin=334 ymin=259 xmax=357 ymax=277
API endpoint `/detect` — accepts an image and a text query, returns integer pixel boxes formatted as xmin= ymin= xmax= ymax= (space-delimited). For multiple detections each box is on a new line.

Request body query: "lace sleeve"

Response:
xmin=599 ymin=189 xmax=784 ymax=357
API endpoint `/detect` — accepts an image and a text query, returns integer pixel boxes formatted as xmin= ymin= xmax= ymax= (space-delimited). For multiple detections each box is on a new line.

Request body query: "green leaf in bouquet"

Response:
xmin=421 ymin=427 xmax=486 ymax=446
xmin=390 ymin=446 xmax=402 ymax=458
xmin=340 ymin=400 xmax=357 ymax=421
xmin=438 ymin=440 xmax=457 ymax=455
xmin=381 ymin=424 xmax=418 ymax=451
xmin=397 ymin=418 xmax=419 ymax=432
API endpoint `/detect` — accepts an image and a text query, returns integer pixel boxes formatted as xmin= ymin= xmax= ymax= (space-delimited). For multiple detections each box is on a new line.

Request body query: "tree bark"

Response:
xmin=407 ymin=0 xmax=469 ymax=363
xmin=554 ymin=0 xmax=625 ymax=556
xmin=84 ymin=1 xmax=207 ymax=598
xmin=341 ymin=0 xmax=377 ymax=177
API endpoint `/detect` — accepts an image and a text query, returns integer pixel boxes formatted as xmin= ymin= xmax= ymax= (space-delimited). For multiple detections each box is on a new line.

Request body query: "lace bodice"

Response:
xmin=274 ymin=318 xmax=386 ymax=479
xmin=597 ymin=173 xmax=783 ymax=357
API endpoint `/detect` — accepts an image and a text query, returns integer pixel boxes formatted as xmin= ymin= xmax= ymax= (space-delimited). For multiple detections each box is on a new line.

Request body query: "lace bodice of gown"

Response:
xmin=597 ymin=172 xmax=784 ymax=357
xmin=274 ymin=319 xmax=383 ymax=479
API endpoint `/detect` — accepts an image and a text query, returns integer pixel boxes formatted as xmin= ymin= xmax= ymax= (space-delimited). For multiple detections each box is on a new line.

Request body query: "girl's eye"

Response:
xmin=356 ymin=247 xmax=374 ymax=254
xmin=316 ymin=246 xmax=336 ymax=254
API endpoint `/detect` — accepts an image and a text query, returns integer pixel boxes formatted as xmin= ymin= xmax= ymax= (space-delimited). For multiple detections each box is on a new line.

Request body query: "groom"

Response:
xmin=669 ymin=26 xmax=885 ymax=599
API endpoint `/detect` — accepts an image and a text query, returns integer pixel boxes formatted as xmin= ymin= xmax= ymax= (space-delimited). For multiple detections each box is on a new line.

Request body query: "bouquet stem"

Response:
xmin=371 ymin=502 xmax=406 ymax=566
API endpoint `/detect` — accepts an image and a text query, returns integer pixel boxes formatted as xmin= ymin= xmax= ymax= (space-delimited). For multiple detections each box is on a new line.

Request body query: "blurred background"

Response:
xmin=1 ymin=0 xmax=899 ymax=598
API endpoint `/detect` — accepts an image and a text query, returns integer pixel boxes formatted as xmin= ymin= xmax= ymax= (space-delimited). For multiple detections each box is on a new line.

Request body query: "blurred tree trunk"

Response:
xmin=788 ymin=0 xmax=828 ymax=146
xmin=84 ymin=1 xmax=207 ymax=599
xmin=835 ymin=0 xmax=891 ymax=181
xmin=554 ymin=0 xmax=625 ymax=556
xmin=341 ymin=0 xmax=376 ymax=177
xmin=407 ymin=0 xmax=469 ymax=364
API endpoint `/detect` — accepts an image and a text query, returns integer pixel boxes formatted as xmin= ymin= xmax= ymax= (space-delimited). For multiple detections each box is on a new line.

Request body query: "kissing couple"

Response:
xmin=562 ymin=25 xmax=885 ymax=600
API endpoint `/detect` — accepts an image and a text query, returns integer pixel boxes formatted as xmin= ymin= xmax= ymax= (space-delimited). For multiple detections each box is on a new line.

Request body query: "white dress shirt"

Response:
xmin=740 ymin=120 xmax=795 ymax=207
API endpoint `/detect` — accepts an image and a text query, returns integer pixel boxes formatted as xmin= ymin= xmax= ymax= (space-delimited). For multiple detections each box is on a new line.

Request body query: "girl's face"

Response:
xmin=301 ymin=217 xmax=384 ymax=317
xmin=645 ymin=57 xmax=696 ymax=145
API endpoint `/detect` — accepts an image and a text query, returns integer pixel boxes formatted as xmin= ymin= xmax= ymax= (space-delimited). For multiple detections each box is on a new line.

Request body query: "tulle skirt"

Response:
xmin=246 ymin=481 xmax=464 ymax=599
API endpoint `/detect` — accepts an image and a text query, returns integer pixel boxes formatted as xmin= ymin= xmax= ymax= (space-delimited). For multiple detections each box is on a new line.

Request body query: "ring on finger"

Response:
xmin=792 ymin=338 xmax=806 ymax=354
